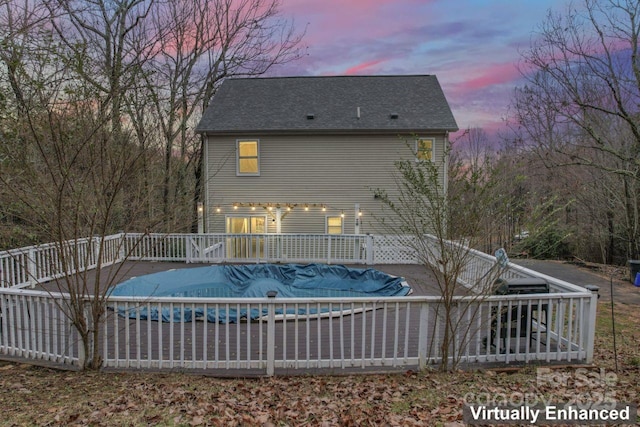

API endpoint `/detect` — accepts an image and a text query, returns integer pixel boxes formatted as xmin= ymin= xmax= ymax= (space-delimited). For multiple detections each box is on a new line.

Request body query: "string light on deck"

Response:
xmin=223 ymin=203 xmax=360 ymax=218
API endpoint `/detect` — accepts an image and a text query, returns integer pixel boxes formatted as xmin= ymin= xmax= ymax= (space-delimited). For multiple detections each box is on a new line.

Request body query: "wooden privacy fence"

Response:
xmin=0 ymin=233 xmax=597 ymax=373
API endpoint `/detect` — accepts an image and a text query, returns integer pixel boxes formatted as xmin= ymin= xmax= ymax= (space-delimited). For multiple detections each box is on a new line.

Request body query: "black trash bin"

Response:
xmin=629 ymin=260 xmax=640 ymax=284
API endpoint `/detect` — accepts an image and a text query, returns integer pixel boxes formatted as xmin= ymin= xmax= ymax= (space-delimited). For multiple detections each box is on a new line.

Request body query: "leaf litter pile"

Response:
xmin=0 ymin=302 xmax=638 ymax=426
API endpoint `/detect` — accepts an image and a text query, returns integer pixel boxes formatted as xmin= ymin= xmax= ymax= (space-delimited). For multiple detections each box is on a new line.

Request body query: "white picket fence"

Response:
xmin=0 ymin=233 xmax=597 ymax=373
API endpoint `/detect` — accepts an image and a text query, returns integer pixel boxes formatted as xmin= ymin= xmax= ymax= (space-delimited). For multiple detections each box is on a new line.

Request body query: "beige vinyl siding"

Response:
xmin=205 ymin=133 xmax=447 ymax=234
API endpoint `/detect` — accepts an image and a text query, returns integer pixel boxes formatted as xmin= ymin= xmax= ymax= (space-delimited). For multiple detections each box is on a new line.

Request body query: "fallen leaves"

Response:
xmin=0 ymin=364 xmax=636 ymax=426
xmin=0 ymin=301 xmax=638 ymax=425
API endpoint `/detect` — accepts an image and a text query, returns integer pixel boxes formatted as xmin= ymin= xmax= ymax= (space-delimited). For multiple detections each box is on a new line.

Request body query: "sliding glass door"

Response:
xmin=226 ymin=216 xmax=266 ymax=259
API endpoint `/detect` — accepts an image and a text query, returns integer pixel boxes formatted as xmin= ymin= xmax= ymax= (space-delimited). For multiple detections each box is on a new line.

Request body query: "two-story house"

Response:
xmin=196 ymin=75 xmax=458 ymax=239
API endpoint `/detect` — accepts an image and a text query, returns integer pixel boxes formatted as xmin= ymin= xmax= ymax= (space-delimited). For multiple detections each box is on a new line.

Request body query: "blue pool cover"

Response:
xmin=110 ymin=263 xmax=411 ymax=323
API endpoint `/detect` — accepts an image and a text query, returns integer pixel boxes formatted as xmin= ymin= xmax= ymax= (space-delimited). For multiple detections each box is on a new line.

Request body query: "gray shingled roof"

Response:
xmin=196 ymin=75 xmax=458 ymax=134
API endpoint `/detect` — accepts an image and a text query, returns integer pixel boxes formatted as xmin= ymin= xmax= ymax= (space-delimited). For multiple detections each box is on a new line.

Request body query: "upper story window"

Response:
xmin=237 ymin=140 xmax=260 ymax=175
xmin=416 ymin=138 xmax=434 ymax=162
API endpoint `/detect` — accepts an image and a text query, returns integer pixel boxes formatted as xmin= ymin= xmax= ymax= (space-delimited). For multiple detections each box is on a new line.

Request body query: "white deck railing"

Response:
xmin=0 ymin=233 xmax=598 ymax=373
xmin=0 ymin=232 xmax=594 ymax=294
xmin=0 ymin=234 xmax=123 ymax=289
xmin=0 ymin=289 xmax=595 ymax=372
xmin=0 ymin=288 xmax=81 ymax=366
xmin=122 ymin=233 xmax=373 ymax=265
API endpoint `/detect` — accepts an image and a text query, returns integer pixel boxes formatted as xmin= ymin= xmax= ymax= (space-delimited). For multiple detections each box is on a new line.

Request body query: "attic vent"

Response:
xmin=390 ymin=113 xmax=399 ymax=119
xmin=306 ymin=114 xmax=315 ymax=120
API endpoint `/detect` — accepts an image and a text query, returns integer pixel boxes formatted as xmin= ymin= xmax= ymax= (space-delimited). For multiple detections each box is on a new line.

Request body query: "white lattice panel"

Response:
xmin=372 ymin=235 xmax=419 ymax=264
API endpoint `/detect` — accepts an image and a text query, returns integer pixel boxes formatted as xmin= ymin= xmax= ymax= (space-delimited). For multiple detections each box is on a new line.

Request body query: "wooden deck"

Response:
xmin=2 ymin=234 xmax=594 ymax=374
xmin=28 ymin=262 xmax=564 ymax=375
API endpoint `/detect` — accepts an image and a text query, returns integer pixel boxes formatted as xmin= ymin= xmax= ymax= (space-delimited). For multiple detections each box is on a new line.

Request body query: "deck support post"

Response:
xmin=365 ymin=234 xmax=374 ymax=265
xmin=275 ymin=208 xmax=282 ymax=234
xmin=27 ymin=249 xmax=37 ymax=288
xmin=266 ymin=291 xmax=277 ymax=376
xmin=418 ymin=301 xmax=429 ymax=370
xmin=584 ymin=291 xmax=598 ymax=364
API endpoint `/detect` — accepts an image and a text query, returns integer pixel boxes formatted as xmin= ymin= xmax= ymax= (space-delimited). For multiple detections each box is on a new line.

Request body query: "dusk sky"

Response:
xmin=271 ymin=0 xmax=564 ymax=139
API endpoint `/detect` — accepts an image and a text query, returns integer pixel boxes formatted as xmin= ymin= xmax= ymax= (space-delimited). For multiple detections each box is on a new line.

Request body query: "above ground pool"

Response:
xmin=110 ymin=263 xmax=411 ymax=323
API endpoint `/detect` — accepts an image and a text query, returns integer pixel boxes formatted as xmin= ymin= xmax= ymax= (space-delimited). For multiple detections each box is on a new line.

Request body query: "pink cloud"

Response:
xmin=275 ymin=0 xmax=560 ymax=136
xmin=343 ymin=59 xmax=386 ymax=75
xmin=457 ymin=62 xmax=521 ymax=92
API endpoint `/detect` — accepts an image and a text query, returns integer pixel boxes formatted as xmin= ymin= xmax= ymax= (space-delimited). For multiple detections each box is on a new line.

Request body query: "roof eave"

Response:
xmin=197 ymin=127 xmax=459 ymax=136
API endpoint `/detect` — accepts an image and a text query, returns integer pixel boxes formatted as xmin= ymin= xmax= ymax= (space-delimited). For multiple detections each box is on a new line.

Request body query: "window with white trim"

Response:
xmin=237 ymin=140 xmax=260 ymax=175
xmin=326 ymin=216 xmax=343 ymax=234
xmin=415 ymin=138 xmax=434 ymax=162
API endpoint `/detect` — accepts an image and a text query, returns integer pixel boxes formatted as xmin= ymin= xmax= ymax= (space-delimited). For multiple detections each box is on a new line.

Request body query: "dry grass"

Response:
xmin=0 ymin=301 xmax=638 ymax=426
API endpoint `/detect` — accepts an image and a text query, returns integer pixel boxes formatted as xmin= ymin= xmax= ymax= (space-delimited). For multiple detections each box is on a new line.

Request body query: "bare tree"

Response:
xmin=43 ymin=0 xmax=154 ymax=135
xmin=375 ymin=141 xmax=507 ymax=371
xmin=2 ymin=0 xmax=305 ymax=239
xmin=513 ymin=0 xmax=640 ymax=260
xmin=0 ymin=0 xmax=73 ymax=245
xmin=452 ymin=128 xmax=516 ymax=253
xmin=135 ymin=0 xmax=305 ymax=229
xmin=0 ymin=0 xmax=155 ymax=368
xmin=0 ymin=78 xmax=154 ymax=370
xmin=0 ymin=0 xmax=305 ymax=369
xmin=456 ymin=128 xmax=495 ymax=176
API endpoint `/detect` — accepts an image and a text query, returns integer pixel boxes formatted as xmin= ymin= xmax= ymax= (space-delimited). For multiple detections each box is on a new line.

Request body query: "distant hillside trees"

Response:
xmin=512 ymin=0 xmax=640 ymax=262
xmin=0 ymin=0 xmax=304 ymax=250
